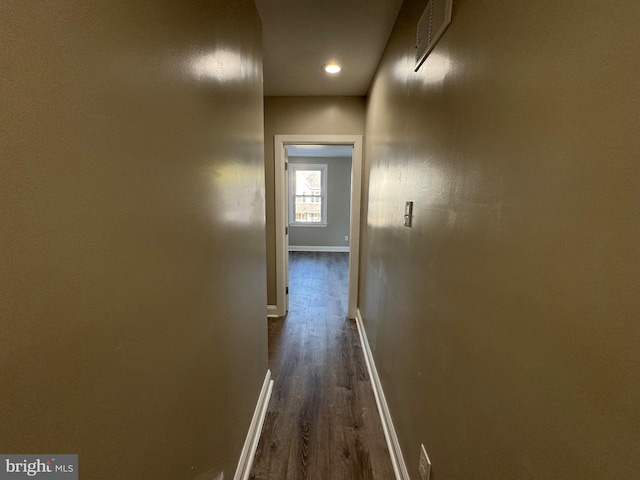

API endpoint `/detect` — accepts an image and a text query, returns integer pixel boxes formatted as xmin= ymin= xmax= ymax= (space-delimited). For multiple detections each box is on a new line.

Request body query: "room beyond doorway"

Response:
xmin=270 ymin=135 xmax=363 ymax=319
xmin=287 ymin=145 xmax=352 ymax=251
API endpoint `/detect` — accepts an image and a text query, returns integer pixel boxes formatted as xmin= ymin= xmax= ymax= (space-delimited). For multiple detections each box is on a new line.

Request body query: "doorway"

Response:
xmin=272 ymin=135 xmax=363 ymax=319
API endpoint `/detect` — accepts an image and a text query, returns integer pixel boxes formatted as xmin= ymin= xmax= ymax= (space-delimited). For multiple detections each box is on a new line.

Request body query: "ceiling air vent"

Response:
xmin=415 ymin=0 xmax=453 ymax=71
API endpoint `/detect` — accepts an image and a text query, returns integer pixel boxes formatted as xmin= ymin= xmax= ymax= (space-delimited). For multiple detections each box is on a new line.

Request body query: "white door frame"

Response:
xmin=273 ymin=134 xmax=363 ymax=319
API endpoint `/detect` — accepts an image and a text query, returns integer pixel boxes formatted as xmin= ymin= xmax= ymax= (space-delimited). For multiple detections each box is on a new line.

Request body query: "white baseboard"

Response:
xmin=233 ymin=369 xmax=274 ymax=480
xmin=355 ymin=310 xmax=410 ymax=480
xmin=267 ymin=305 xmax=279 ymax=318
xmin=288 ymin=245 xmax=350 ymax=252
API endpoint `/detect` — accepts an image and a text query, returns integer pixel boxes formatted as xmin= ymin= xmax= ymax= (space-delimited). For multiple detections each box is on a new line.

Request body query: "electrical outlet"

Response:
xmin=344 ymin=235 xmax=349 ymax=241
xmin=418 ymin=444 xmax=431 ymax=480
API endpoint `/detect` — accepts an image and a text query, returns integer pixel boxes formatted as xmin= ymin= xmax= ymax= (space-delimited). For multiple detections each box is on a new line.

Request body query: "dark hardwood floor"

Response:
xmin=250 ymin=252 xmax=394 ymax=480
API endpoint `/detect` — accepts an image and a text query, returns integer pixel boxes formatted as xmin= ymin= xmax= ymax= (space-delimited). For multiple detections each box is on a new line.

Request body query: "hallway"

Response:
xmin=3 ymin=1 xmax=637 ymax=478
xmin=251 ymin=252 xmax=394 ymax=479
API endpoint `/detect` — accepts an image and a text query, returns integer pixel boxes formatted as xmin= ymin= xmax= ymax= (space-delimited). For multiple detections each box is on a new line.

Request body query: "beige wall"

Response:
xmin=0 ymin=2 xmax=267 ymax=479
xmin=361 ymin=0 xmax=640 ymax=478
xmin=264 ymin=96 xmax=365 ymax=305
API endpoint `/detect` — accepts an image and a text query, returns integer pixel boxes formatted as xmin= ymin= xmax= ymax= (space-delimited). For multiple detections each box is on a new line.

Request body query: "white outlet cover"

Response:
xmin=419 ymin=444 xmax=431 ymax=480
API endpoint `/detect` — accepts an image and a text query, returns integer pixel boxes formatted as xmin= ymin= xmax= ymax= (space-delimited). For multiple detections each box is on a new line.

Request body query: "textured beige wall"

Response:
xmin=0 ymin=2 xmax=267 ymax=479
xmin=361 ymin=0 xmax=640 ymax=478
xmin=264 ymin=96 xmax=365 ymax=305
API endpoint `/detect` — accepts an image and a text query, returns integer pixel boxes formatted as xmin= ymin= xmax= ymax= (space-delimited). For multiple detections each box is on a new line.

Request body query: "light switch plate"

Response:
xmin=404 ymin=201 xmax=413 ymax=227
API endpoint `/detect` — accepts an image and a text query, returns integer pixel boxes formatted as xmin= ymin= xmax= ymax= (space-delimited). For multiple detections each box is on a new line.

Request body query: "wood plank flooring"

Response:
xmin=250 ymin=252 xmax=394 ymax=480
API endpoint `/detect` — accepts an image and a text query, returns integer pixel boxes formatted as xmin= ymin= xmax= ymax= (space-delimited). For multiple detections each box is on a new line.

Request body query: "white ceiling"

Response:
xmin=254 ymin=0 xmax=404 ymax=96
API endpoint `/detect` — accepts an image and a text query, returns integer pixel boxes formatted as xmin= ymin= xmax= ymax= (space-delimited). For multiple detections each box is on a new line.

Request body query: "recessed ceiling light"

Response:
xmin=323 ymin=63 xmax=341 ymax=74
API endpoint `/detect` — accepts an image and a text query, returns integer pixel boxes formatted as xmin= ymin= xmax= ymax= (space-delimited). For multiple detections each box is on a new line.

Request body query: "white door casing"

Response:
xmin=272 ymin=134 xmax=363 ymax=319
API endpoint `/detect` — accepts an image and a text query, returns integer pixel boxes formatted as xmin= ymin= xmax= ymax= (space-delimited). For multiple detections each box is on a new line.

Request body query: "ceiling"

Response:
xmin=254 ymin=0 xmax=404 ymax=96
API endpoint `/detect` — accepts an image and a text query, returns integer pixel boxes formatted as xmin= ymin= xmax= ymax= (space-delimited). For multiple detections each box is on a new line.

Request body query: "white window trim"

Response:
xmin=288 ymin=163 xmax=328 ymax=227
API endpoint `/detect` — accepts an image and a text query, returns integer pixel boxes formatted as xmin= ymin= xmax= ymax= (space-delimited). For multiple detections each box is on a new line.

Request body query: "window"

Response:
xmin=289 ymin=163 xmax=327 ymax=226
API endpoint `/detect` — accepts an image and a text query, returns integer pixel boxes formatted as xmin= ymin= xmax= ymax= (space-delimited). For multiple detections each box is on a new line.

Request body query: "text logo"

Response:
xmin=0 ymin=456 xmax=77 ymax=480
